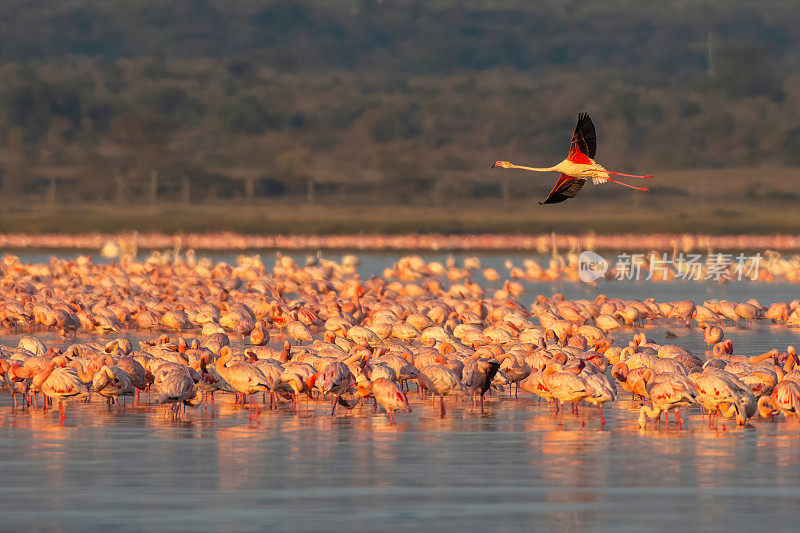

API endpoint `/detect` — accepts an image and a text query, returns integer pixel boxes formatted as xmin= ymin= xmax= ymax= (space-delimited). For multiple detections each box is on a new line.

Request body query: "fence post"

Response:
xmin=115 ymin=171 xmax=125 ymax=203
xmin=150 ymin=169 xmax=158 ymax=205
xmin=181 ymin=176 xmax=190 ymax=205
xmin=307 ymin=178 xmax=315 ymax=205
xmin=245 ymin=177 xmax=255 ymax=203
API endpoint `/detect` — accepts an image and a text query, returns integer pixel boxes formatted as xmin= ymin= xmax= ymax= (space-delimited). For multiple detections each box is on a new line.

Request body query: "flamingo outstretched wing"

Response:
xmin=568 ymin=112 xmax=596 ymax=160
xmin=540 ymin=113 xmax=594 ymax=203
xmin=539 ymin=174 xmax=585 ymax=205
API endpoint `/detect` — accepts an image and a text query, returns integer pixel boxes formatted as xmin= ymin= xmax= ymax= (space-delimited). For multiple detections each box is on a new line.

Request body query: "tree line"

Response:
xmin=0 ymin=0 xmax=797 ymax=205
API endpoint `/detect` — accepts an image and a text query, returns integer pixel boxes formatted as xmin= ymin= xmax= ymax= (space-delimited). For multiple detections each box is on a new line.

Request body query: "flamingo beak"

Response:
xmin=491 ymin=162 xmax=497 ymax=168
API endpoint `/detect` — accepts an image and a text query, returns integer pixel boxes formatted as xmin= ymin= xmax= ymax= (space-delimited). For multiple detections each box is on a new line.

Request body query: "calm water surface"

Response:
xmin=1 ymin=251 xmax=800 ymax=530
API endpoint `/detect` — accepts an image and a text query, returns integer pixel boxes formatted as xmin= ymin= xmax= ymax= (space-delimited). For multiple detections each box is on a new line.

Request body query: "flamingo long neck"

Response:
xmin=758 ymin=395 xmax=776 ymax=417
xmin=749 ymin=351 xmax=776 ymax=365
xmin=78 ymin=362 xmax=96 ymax=383
xmin=216 ymin=351 xmax=230 ymax=376
xmin=639 ymin=404 xmax=662 ymax=421
xmin=508 ymin=163 xmax=559 ymax=173
xmin=93 ymin=366 xmax=110 ymax=390
xmin=32 ymin=363 xmax=56 ymax=389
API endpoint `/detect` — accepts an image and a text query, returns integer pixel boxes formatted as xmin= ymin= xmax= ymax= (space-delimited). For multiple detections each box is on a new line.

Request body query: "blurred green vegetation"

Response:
xmin=0 ymin=0 xmax=798 ymax=228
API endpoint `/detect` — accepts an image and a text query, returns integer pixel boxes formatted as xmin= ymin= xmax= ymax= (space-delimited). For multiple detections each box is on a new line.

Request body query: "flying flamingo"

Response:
xmin=492 ymin=113 xmax=652 ymax=204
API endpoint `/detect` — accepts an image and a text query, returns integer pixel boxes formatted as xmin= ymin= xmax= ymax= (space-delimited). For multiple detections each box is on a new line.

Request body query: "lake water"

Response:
xmin=1 ymin=251 xmax=799 ymax=531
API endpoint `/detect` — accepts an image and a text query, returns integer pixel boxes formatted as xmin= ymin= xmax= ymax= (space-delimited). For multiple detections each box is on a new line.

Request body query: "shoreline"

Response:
xmin=2 ymin=232 xmax=800 ymax=252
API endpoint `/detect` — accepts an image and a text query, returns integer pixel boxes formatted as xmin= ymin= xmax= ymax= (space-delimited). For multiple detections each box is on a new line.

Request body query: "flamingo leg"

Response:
xmin=604 ymin=177 xmax=649 ymax=191
xmin=606 ymin=170 xmax=654 ymax=179
xmin=330 ymin=396 xmax=338 ymax=416
xmin=439 ymin=395 xmax=445 ymax=418
xmin=598 ymin=404 xmax=605 ymax=426
xmin=676 ymin=411 xmax=684 ymax=430
xmin=58 ymin=401 xmax=65 ymax=424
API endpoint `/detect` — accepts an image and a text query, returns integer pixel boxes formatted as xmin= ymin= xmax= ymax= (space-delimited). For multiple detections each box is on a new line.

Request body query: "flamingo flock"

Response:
xmin=4 ymin=232 xmax=800 ymax=256
xmin=0 ymin=251 xmax=799 ymax=432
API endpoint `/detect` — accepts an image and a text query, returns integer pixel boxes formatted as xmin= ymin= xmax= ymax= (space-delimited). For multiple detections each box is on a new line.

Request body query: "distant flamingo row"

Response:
xmin=0 ymin=252 xmax=798 ymax=430
xmin=3 ymin=232 xmax=800 ymax=253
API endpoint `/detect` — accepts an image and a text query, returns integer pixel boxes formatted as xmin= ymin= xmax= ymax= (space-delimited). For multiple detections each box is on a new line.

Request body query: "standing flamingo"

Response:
xmin=418 ymin=364 xmax=464 ymax=418
xmin=493 ymin=113 xmax=652 ymax=204
xmin=693 ymin=372 xmax=750 ymax=429
xmin=91 ymin=364 xmax=135 ymax=406
xmin=215 ymin=347 xmax=270 ymax=411
xmin=31 ymin=360 xmax=88 ymax=423
xmin=638 ymin=373 xmax=697 ymax=430
xmin=543 ymin=364 xmax=590 ymax=425
xmin=154 ymin=367 xmax=196 ymax=415
xmin=307 ymin=361 xmax=355 ymax=415
xmin=700 ymin=323 xmax=724 ymax=346
xmin=357 ymin=378 xmax=411 ymax=425
xmin=583 ymin=372 xmax=616 ymax=426
xmin=463 ymin=358 xmax=501 ymax=412
xmin=758 ymin=381 xmax=800 ymax=425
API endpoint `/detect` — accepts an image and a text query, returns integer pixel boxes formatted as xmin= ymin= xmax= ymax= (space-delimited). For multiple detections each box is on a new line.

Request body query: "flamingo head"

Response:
xmin=492 ymin=161 xmax=513 ymax=169
xmin=724 ymin=339 xmax=733 ymax=353
xmin=757 ymin=395 xmax=776 ymax=419
xmin=9 ymin=363 xmax=26 ymax=381
xmin=611 ymin=362 xmax=629 ymax=381
xmin=356 ymin=382 xmax=373 ymax=398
